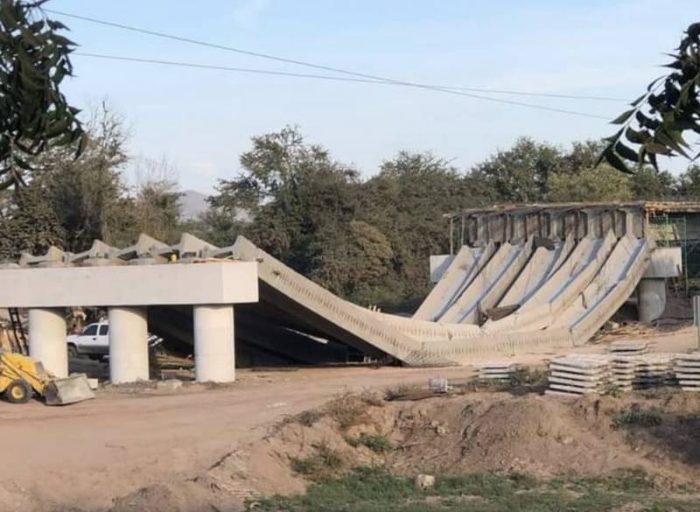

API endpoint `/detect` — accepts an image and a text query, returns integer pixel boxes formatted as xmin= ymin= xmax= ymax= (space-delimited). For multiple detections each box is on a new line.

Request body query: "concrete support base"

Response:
xmin=28 ymin=308 xmax=67 ymax=377
xmin=109 ymin=306 xmax=149 ymax=384
xmin=194 ymin=305 xmax=235 ymax=382
xmin=638 ymin=278 xmax=667 ymax=323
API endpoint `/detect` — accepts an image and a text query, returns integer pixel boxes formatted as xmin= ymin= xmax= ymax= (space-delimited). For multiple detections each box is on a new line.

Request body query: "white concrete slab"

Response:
xmin=0 ymin=262 xmax=258 ymax=307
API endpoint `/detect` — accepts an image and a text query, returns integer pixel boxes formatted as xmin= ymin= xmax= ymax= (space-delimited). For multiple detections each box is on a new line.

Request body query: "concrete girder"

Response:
xmin=20 ymin=246 xmax=69 ymax=268
xmin=69 ymin=240 xmax=123 ymax=266
xmin=171 ymin=233 xmax=219 ymax=259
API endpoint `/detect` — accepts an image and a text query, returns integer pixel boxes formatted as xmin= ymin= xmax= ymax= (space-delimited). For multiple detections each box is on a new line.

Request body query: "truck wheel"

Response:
xmin=68 ymin=345 xmax=79 ymax=359
xmin=5 ymin=380 xmax=31 ymax=404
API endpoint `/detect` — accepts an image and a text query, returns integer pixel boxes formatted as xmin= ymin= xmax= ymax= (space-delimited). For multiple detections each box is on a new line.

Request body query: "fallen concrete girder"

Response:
xmin=2 ymin=202 xmax=676 ymax=369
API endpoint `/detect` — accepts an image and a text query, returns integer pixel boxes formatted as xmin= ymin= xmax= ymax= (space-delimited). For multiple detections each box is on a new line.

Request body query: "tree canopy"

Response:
xmin=602 ymin=22 xmax=700 ymax=173
xmin=198 ymin=128 xmax=694 ymax=311
xmin=0 ymin=0 xmax=84 ymax=189
xmin=0 ymin=105 xmax=185 ymax=259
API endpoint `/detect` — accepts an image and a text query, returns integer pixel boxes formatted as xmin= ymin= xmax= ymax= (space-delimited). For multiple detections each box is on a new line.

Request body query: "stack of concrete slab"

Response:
xmin=634 ymin=353 xmax=677 ymax=389
xmin=674 ymin=353 xmax=700 ymax=391
xmin=608 ymin=340 xmax=646 ymax=391
xmin=545 ymin=355 xmax=610 ymax=396
xmin=609 ymin=353 xmax=676 ymax=391
xmin=608 ymin=340 xmax=649 ymax=357
xmin=608 ymin=356 xmax=637 ymax=392
xmin=476 ymin=361 xmax=516 ymax=380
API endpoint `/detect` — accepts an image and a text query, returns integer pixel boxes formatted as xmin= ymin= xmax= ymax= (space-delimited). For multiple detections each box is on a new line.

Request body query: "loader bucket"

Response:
xmin=44 ymin=375 xmax=95 ymax=405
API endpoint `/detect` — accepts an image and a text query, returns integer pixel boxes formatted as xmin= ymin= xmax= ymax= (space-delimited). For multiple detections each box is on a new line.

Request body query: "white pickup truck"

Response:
xmin=66 ymin=321 xmax=163 ymax=359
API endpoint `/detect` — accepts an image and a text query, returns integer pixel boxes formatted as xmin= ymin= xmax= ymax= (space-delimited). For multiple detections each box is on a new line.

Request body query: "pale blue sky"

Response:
xmin=49 ymin=0 xmax=697 ymax=191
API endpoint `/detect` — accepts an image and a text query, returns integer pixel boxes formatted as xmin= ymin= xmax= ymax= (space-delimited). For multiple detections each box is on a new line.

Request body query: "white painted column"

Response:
xmin=109 ymin=306 xmax=149 ymax=384
xmin=194 ymin=305 xmax=235 ymax=382
xmin=28 ymin=308 xmax=68 ymax=377
xmin=638 ymin=278 xmax=667 ymax=323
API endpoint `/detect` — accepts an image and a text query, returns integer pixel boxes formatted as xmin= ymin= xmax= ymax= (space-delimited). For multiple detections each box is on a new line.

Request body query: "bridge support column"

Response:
xmin=28 ymin=308 xmax=67 ymax=377
xmin=638 ymin=278 xmax=667 ymax=323
xmin=193 ymin=305 xmax=235 ymax=382
xmin=109 ymin=306 xmax=149 ymax=383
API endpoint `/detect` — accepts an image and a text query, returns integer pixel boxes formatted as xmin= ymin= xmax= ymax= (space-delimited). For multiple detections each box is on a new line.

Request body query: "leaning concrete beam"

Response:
xmin=228 ymin=236 xmax=452 ymax=366
xmin=440 ymin=241 xmax=531 ymax=324
xmin=412 ymin=243 xmax=494 ymax=321
xmin=570 ymin=237 xmax=652 ymax=343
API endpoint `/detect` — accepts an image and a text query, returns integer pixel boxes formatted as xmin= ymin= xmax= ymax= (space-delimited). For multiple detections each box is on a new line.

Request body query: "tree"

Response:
xmin=0 ymin=180 xmax=64 ymax=259
xmin=359 ymin=152 xmax=483 ymax=307
xmin=309 ymin=220 xmax=394 ymax=304
xmin=209 ymin=126 xmax=360 ymax=276
xmin=34 ymin=103 xmax=132 ymax=250
xmin=602 ymin=22 xmax=700 ymax=172
xmin=0 ymin=0 xmax=84 ymax=188
xmin=128 ymin=157 xmax=183 ymax=243
xmin=677 ymin=165 xmax=700 ymax=199
xmin=630 ymin=167 xmax=676 ymax=200
xmin=546 ymin=165 xmax=634 ymax=202
xmin=0 ymin=104 xmax=153 ymax=260
xmin=471 ymin=137 xmax=563 ymax=203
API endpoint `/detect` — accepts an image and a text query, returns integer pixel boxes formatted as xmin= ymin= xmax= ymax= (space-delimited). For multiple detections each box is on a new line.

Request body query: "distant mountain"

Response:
xmin=177 ymin=189 xmax=251 ymax=222
xmin=178 ymin=190 xmax=209 ymax=219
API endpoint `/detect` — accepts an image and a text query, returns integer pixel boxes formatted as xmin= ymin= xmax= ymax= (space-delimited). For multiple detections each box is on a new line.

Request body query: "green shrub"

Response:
xmin=613 ymin=408 xmax=662 ymax=429
xmin=347 ymin=433 xmax=393 ymax=453
xmin=290 ymin=442 xmax=344 ymax=480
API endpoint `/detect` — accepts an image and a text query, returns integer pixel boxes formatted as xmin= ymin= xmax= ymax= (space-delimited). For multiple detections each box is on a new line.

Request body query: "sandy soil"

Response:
xmin=0 ymin=325 xmax=697 ymax=512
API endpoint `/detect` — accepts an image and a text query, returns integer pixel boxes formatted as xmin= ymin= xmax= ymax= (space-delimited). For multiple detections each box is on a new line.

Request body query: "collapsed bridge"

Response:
xmin=0 ymin=202 xmax=681 ymax=382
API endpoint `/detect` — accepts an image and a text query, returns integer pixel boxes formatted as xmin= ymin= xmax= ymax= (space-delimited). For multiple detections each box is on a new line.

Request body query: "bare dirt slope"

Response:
xmin=109 ymin=384 xmax=700 ymax=512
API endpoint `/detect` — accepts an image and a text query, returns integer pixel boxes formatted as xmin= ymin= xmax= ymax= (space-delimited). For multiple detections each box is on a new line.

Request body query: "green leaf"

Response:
xmin=602 ymin=148 xmax=633 ymax=174
xmin=630 ymin=93 xmax=646 ymax=107
xmin=643 ymin=142 xmax=672 ymax=155
xmin=611 ymin=109 xmax=635 ymax=125
xmin=0 ymin=2 xmax=18 ymax=29
xmin=614 ymin=141 xmax=639 ymax=162
xmin=625 ymin=127 xmax=650 ymax=144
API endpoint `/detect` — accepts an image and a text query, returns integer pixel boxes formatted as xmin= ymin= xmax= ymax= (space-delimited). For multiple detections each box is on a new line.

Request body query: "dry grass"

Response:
xmin=324 ymin=391 xmax=384 ymax=430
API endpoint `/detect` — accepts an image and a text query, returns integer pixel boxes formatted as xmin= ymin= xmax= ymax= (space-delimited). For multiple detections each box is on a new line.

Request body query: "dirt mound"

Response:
xmin=389 ymin=394 xmax=643 ymax=476
xmin=105 ymin=390 xmax=700 ymax=511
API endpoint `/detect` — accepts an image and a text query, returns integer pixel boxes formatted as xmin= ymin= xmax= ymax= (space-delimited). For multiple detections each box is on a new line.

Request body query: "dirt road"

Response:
xmin=0 ymin=325 xmax=695 ymax=511
xmin=0 ymin=365 xmax=479 ymax=511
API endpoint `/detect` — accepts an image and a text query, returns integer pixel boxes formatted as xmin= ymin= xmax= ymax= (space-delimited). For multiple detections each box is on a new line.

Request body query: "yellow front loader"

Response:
xmin=0 ymin=351 xmax=94 ymax=405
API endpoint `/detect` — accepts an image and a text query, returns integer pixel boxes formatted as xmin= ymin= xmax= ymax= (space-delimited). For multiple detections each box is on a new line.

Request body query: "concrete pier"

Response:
xmin=109 ymin=307 xmax=149 ymax=383
xmin=28 ymin=308 xmax=68 ymax=377
xmin=638 ymin=278 xmax=667 ymax=323
xmin=194 ymin=305 xmax=235 ymax=382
